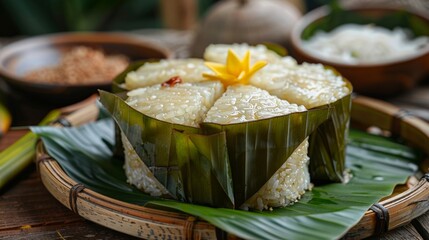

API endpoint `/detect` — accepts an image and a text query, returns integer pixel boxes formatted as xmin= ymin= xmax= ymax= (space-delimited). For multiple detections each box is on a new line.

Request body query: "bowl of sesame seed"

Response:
xmin=0 ymin=32 xmax=172 ymax=105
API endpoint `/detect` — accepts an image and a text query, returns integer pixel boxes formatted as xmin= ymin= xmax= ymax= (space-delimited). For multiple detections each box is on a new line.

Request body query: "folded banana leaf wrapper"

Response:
xmin=309 ymin=67 xmax=352 ymax=184
xmin=101 ymin=62 xmax=353 ymax=209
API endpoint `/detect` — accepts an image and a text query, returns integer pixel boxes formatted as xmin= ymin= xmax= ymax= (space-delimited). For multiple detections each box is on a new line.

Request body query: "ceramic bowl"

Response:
xmin=0 ymin=32 xmax=172 ymax=105
xmin=290 ymin=5 xmax=429 ymax=97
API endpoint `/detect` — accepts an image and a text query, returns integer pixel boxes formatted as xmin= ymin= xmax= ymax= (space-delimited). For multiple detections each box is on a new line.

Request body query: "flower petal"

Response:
xmin=203 ymin=49 xmax=267 ymax=87
xmin=226 ymin=49 xmax=242 ymax=76
xmin=202 ymin=73 xmax=224 ymax=81
xmin=241 ymin=51 xmax=251 ymax=72
xmin=205 ymin=62 xmax=228 ymax=76
xmin=248 ymin=61 xmax=267 ymax=77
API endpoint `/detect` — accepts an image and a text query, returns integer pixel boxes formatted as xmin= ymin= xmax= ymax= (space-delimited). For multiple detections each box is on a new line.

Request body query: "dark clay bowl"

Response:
xmin=291 ymin=6 xmax=429 ymax=97
xmin=0 ymin=32 xmax=172 ymax=105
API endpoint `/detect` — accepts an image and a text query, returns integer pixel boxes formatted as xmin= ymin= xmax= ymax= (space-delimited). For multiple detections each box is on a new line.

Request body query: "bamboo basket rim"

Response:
xmin=36 ymin=95 xmax=429 ymax=239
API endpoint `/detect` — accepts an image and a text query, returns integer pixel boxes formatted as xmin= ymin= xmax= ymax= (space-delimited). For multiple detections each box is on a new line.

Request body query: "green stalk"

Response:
xmin=0 ymin=110 xmax=61 ymax=189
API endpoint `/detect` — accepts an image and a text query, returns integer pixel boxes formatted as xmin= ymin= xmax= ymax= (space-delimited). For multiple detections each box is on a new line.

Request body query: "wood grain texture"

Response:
xmin=380 ymin=224 xmax=423 ymax=240
xmin=412 ymin=212 xmax=429 ymax=240
xmin=0 ymin=222 xmax=136 ymax=240
xmin=0 ymin=171 xmax=81 ymax=231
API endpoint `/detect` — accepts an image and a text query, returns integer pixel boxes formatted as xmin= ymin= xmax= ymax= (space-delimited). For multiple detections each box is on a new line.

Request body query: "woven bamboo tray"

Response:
xmin=36 ymin=95 xmax=429 ymax=239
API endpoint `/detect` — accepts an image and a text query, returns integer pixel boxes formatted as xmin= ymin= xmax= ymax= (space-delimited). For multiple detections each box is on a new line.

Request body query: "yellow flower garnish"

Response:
xmin=203 ymin=49 xmax=267 ymax=86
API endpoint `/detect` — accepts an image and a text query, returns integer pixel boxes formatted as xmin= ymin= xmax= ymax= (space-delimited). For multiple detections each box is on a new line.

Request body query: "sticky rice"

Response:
xmin=204 ymin=43 xmax=285 ymax=64
xmin=250 ymin=61 xmax=350 ymax=108
xmin=125 ymin=59 xmax=211 ymax=90
xmin=204 ymin=85 xmax=310 ymax=210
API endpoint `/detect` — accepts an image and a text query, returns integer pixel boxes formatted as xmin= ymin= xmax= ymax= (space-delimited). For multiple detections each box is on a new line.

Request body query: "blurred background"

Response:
xmin=0 ymin=0 xmax=216 ymax=35
xmin=0 ymin=0 xmax=327 ymax=36
xmin=2 ymin=0 xmax=428 ymax=36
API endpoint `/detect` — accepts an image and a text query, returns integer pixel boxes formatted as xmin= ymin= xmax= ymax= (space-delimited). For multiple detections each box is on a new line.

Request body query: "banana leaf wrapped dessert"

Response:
xmin=100 ymin=44 xmax=352 ymax=210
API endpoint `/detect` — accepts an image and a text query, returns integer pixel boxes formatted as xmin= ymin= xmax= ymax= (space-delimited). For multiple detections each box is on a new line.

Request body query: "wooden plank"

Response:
xmin=381 ymin=224 xmax=423 ymax=240
xmin=412 ymin=211 xmax=429 ymax=240
xmin=0 ymin=170 xmax=83 ymax=231
xmin=0 ymin=221 xmax=138 ymax=240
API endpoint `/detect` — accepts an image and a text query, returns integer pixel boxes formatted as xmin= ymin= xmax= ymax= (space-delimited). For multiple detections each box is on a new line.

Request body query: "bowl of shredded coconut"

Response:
xmin=291 ymin=5 xmax=429 ymax=96
xmin=0 ymin=32 xmax=171 ymax=105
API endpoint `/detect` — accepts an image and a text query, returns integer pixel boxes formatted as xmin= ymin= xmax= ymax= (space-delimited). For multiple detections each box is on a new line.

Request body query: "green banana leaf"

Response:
xmin=99 ymin=90 xmax=333 ymax=207
xmin=173 ymin=130 xmax=234 ymax=208
xmin=308 ymin=88 xmax=352 ymax=183
xmin=31 ymin=115 xmax=420 ymax=240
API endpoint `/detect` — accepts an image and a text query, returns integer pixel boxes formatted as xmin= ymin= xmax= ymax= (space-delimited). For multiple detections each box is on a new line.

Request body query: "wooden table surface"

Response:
xmin=1 ymin=30 xmax=429 ymax=239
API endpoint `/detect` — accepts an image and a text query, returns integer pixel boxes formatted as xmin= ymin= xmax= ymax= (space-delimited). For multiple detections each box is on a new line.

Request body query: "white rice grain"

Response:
xmin=302 ymin=24 xmax=429 ymax=64
xmin=204 ymin=85 xmax=306 ymax=124
xmin=204 ymin=43 xmax=287 ymax=64
xmin=122 ymin=134 xmax=170 ymax=197
xmin=251 ymin=61 xmax=350 ymax=109
xmin=125 ymin=59 xmax=211 ymax=90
